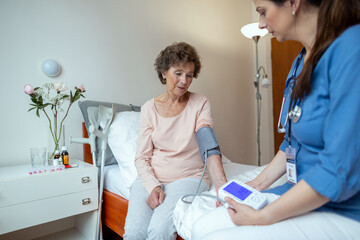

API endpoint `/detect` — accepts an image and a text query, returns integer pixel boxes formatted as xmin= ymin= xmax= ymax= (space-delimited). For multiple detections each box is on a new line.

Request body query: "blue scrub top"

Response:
xmin=265 ymin=24 xmax=360 ymax=222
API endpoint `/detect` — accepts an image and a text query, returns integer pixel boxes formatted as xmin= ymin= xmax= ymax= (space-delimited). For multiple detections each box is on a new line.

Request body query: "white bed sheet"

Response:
xmin=173 ymin=162 xmax=287 ymax=240
xmin=102 ymin=161 xmax=257 ymax=200
xmin=101 ymin=155 xmax=244 ymax=200
xmin=103 ymin=164 xmax=130 ymax=199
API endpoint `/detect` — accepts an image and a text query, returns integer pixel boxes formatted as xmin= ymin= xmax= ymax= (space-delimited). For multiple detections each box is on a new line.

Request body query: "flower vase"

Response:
xmin=24 ymin=82 xmax=86 ymax=162
xmin=48 ymin=122 xmax=65 ymax=161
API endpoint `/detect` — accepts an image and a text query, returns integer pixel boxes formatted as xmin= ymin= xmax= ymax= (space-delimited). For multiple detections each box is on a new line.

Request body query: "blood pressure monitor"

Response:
xmin=219 ymin=179 xmax=267 ymax=210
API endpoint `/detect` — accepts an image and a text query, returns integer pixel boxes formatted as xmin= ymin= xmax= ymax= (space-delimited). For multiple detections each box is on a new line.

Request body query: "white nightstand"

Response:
xmin=0 ymin=160 xmax=98 ymax=240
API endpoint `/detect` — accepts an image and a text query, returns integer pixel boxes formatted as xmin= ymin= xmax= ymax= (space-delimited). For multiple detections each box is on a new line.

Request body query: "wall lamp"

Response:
xmin=241 ymin=22 xmax=269 ymax=166
xmin=42 ymin=59 xmax=61 ymax=77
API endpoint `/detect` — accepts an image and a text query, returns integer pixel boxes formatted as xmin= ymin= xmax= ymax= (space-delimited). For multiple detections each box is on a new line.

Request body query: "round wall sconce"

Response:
xmin=42 ymin=59 xmax=61 ymax=77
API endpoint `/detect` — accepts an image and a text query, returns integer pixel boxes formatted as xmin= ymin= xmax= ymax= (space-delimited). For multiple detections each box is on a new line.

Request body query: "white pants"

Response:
xmin=124 ymin=178 xmax=208 ymax=240
xmin=192 ymin=193 xmax=360 ymax=240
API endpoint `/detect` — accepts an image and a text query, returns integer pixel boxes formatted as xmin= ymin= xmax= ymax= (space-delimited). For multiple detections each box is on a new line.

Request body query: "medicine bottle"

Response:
xmin=53 ymin=150 xmax=60 ymax=166
xmin=61 ymin=146 xmax=69 ymax=166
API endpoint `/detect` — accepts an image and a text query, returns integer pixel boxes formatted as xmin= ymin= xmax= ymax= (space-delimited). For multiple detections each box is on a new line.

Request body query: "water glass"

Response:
xmin=30 ymin=147 xmax=47 ymax=167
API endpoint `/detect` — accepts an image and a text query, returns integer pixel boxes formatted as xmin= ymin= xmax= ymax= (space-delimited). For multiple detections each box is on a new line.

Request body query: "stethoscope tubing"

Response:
xmin=277 ymin=48 xmax=306 ymax=133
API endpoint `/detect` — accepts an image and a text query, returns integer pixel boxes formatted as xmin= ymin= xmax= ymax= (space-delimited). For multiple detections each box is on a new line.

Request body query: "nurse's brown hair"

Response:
xmin=291 ymin=0 xmax=360 ymax=104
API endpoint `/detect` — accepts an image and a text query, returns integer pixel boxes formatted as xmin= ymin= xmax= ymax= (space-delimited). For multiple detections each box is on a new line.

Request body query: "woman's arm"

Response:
xmin=134 ymin=103 xmax=161 ymax=193
xmin=227 ymin=179 xmax=329 ymax=225
xmin=207 ymin=154 xmax=227 ymax=207
xmin=207 ymin=155 xmax=227 ymax=191
xmin=195 ymin=98 xmax=227 ymax=191
xmin=247 ymin=150 xmax=287 ymax=191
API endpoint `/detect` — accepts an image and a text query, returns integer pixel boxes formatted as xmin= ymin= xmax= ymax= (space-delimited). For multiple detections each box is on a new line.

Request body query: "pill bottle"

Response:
xmin=53 ymin=150 xmax=60 ymax=166
xmin=61 ymin=146 xmax=69 ymax=166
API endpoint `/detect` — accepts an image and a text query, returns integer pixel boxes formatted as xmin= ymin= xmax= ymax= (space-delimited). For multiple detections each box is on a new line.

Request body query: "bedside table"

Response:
xmin=0 ymin=160 xmax=98 ymax=240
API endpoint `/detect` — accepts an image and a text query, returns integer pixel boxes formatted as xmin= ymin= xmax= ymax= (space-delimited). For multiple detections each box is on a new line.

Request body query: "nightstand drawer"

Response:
xmin=0 ymin=166 xmax=97 ymax=208
xmin=0 ymin=188 xmax=98 ymax=235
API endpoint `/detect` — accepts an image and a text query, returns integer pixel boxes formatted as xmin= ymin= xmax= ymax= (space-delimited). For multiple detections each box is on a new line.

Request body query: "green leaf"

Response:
xmin=60 ymin=95 xmax=69 ymax=101
xmin=73 ymin=94 xmax=80 ymax=102
xmin=36 ymin=109 xmax=40 ymax=117
xmin=28 ymin=107 xmax=37 ymax=112
xmin=70 ymin=90 xmax=74 ymax=102
xmin=31 ymin=97 xmax=38 ymax=104
xmin=38 ymin=95 xmax=43 ymax=105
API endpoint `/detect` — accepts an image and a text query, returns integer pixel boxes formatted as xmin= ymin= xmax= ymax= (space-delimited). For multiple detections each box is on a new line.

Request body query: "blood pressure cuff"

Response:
xmin=196 ymin=126 xmax=221 ymax=163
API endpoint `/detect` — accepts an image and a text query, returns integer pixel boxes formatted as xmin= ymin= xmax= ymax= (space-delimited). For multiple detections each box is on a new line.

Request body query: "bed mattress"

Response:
xmin=103 ymin=161 xmax=258 ymax=200
xmin=103 ymin=164 xmax=130 ymax=199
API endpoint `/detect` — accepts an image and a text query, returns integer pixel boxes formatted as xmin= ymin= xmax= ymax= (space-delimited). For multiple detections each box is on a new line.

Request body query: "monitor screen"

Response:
xmin=223 ymin=182 xmax=252 ymax=201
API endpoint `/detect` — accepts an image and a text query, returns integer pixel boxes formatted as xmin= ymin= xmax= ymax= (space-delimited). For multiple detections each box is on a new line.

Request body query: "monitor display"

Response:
xmin=223 ymin=182 xmax=252 ymax=201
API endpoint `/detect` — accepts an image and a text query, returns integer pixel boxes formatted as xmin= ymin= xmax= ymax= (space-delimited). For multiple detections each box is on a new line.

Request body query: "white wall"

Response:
xmin=0 ymin=0 xmax=274 ymax=167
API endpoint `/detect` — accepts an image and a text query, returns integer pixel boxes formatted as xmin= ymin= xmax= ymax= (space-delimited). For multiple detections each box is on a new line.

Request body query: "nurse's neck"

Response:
xmin=296 ymin=6 xmax=319 ymax=63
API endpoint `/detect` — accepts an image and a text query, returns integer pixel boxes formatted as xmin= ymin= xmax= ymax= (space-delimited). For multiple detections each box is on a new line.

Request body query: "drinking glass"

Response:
xmin=30 ymin=147 xmax=47 ymax=167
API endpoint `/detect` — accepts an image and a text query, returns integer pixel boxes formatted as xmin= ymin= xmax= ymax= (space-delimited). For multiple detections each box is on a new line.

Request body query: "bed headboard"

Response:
xmin=78 ymin=100 xmax=140 ymax=167
xmin=82 ymin=122 xmax=93 ymax=165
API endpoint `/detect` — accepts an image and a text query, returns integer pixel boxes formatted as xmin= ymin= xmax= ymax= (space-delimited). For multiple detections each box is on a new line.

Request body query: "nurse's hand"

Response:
xmin=147 ymin=186 xmax=165 ymax=209
xmin=225 ymin=197 xmax=270 ymax=225
xmin=246 ymin=179 xmax=264 ymax=191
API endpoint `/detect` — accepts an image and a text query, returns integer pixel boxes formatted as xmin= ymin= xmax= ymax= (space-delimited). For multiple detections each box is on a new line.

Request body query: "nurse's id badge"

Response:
xmin=286 ymin=147 xmax=297 ymax=185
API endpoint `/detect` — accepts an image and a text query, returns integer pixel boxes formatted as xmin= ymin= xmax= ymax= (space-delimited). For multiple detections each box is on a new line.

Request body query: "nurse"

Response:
xmin=191 ymin=0 xmax=360 ymax=239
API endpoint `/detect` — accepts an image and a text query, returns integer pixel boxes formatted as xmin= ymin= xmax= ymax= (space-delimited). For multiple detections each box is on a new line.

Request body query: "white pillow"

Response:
xmin=108 ymin=111 xmax=140 ymax=190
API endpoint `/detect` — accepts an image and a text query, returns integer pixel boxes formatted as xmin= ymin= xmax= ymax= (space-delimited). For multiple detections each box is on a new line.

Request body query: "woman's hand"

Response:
xmin=216 ymin=200 xmax=223 ymax=207
xmin=147 ymin=186 xmax=165 ymax=209
xmin=225 ymin=197 xmax=270 ymax=225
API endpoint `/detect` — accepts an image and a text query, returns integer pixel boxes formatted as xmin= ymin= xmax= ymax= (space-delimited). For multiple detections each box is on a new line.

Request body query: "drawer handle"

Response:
xmin=82 ymin=198 xmax=91 ymax=205
xmin=81 ymin=176 xmax=91 ymax=183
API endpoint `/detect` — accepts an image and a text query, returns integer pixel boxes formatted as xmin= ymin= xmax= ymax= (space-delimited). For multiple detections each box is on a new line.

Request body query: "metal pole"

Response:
xmin=253 ymin=36 xmax=261 ymax=166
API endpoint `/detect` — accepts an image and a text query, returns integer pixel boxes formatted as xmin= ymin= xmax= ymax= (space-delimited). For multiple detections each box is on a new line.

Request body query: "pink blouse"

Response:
xmin=134 ymin=92 xmax=214 ymax=193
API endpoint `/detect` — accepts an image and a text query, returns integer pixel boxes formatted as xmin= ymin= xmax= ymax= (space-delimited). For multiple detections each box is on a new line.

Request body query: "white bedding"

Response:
xmin=102 ymin=161 xmax=259 ymax=200
xmin=102 ymin=155 xmax=240 ymax=200
xmin=103 ymin=164 xmax=130 ymax=199
xmin=173 ymin=162 xmax=287 ymax=240
xmin=102 ymin=159 xmax=286 ymax=240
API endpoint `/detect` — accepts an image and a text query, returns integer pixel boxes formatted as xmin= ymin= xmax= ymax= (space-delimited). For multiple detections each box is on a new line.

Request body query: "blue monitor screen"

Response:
xmin=223 ymin=182 xmax=252 ymax=201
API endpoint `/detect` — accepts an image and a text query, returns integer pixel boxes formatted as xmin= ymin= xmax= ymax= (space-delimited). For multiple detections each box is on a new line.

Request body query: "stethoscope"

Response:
xmin=277 ymin=48 xmax=305 ymax=133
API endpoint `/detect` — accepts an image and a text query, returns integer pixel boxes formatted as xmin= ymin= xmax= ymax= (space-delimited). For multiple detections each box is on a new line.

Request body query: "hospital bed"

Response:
xmin=78 ymin=100 xmax=286 ymax=240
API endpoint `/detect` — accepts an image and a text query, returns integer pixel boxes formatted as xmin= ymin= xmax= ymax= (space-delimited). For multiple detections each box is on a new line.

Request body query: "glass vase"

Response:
xmin=48 ymin=118 xmax=65 ymax=161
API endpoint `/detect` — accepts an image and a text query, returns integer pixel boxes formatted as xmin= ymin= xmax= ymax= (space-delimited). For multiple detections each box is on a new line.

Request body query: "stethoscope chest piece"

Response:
xmin=288 ymin=105 xmax=302 ymax=123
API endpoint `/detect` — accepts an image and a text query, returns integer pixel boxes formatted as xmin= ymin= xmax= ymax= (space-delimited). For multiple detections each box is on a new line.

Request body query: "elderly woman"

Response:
xmin=191 ymin=0 xmax=360 ymax=239
xmin=124 ymin=42 xmax=227 ymax=240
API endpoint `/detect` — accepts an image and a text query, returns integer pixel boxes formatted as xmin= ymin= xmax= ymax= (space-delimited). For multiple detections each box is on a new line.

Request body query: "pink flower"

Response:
xmin=53 ymin=82 xmax=67 ymax=92
xmin=75 ymin=84 xmax=86 ymax=92
xmin=24 ymin=84 xmax=34 ymax=94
